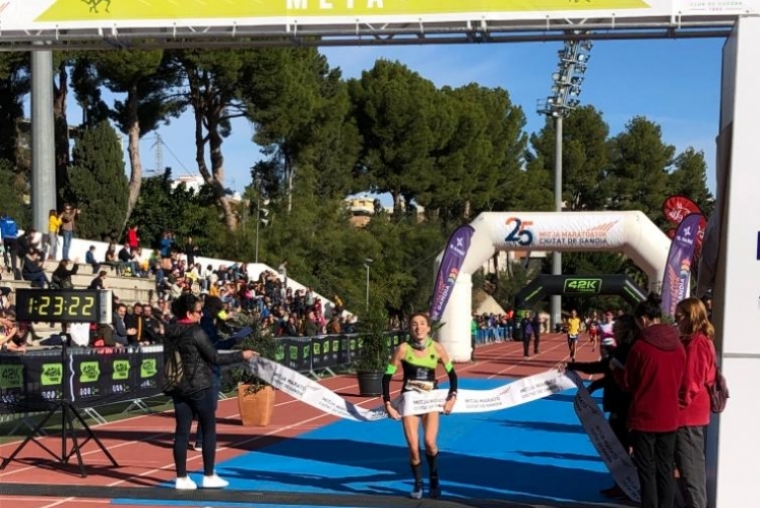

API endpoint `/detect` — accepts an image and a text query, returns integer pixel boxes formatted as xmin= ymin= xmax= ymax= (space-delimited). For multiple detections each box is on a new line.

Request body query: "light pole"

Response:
xmin=252 ymin=170 xmax=270 ymax=264
xmin=255 ymin=181 xmax=261 ymax=264
xmin=537 ymin=35 xmax=592 ymax=331
xmin=364 ymin=258 xmax=373 ymax=311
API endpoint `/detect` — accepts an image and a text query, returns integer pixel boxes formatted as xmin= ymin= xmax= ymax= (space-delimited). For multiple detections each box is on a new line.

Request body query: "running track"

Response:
xmin=0 ymin=333 xmax=601 ymax=508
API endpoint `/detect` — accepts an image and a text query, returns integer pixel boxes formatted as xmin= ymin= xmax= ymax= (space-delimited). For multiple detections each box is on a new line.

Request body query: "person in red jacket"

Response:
xmin=126 ymin=224 xmax=140 ymax=250
xmin=612 ymin=293 xmax=686 ymax=508
xmin=674 ymin=297 xmax=716 ymax=508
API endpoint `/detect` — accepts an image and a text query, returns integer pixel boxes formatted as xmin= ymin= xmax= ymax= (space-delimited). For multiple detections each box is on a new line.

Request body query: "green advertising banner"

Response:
xmin=0 ymin=364 xmax=24 ymax=391
xmin=138 ymin=350 xmax=161 ymax=392
xmin=311 ymin=336 xmax=328 ymax=369
xmin=112 ymin=359 xmax=130 ymax=380
xmin=41 ymin=363 xmax=64 ymax=386
xmin=1 ymin=332 xmax=413 ymax=414
xmin=76 ymin=359 xmax=102 ymax=400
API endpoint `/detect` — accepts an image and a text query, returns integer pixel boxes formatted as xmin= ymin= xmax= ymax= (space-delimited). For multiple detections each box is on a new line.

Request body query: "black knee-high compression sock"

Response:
xmin=426 ymin=452 xmax=439 ymax=488
xmin=410 ymin=462 xmax=423 ymax=488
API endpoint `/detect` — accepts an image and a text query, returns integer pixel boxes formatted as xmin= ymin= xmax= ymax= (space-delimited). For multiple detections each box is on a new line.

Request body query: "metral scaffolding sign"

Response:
xmin=0 ymin=0 xmax=756 ymax=31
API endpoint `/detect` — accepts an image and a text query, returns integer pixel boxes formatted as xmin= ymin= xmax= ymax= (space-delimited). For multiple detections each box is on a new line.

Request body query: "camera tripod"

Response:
xmin=0 ymin=337 xmax=119 ymax=477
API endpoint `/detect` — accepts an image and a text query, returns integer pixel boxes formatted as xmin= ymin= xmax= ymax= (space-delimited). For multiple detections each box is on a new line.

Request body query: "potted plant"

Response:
xmin=355 ymin=300 xmax=390 ymax=397
xmin=229 ymin=315 xmax=278 ymax=427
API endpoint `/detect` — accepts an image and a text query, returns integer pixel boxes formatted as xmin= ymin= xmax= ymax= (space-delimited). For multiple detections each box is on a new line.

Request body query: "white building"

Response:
xmin=171 ymin=175 xmax=242 ymax=201
xmin=171 ymin=175 xmax=205 ymax=193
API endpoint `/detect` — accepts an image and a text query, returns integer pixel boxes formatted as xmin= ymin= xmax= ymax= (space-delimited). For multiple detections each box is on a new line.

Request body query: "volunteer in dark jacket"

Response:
xmin=165 ymin=293 xmax=256 ymax=491
xmin=192 ymin=296 xmax=234 ymax=452
xmin=612 ymin=293 xmax=686 ymax=508
xmin=563 ymin=313 xmax=638 ymax=500
xmin=674 ymin=297 xmax=716 ymax=508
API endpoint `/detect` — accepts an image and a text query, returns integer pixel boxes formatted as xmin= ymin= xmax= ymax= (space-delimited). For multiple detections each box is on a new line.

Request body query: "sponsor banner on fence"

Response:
xmin=0 ymin=347 xmax=165 ymax=412
xmin=0 ymin=333 xmax=393 ymax=414
xmin=0 ymin=354 xmax=28 ymax=413
xmin=429 ymin=224 xmax=475 ymax=321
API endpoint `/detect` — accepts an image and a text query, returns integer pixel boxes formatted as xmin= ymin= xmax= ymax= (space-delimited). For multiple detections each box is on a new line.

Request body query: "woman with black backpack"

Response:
xmin=164 ymin=293 xmax=256 ymax=490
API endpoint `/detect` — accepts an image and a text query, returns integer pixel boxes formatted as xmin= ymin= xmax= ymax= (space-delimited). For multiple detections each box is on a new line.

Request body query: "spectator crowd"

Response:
xmin=0 ymin=210 xmax=358 ymax=352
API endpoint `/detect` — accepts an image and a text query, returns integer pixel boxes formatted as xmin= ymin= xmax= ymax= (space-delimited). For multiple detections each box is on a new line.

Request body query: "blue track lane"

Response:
xmin=113 ymin=378 xmax=610 ymax=507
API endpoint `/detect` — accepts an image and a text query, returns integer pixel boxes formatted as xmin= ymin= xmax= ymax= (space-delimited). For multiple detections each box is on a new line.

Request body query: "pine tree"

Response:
xmin=0 ymin=158 xmax=29 ymax=227
xmin=64 ymin=121 xmax=129 ymax=241
xmin=669 ymin=147 xmax=714 ymax=216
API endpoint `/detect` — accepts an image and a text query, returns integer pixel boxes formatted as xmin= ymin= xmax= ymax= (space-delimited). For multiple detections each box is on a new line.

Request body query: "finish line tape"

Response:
xmin=247 ymin=357 xmax=640 ymax=503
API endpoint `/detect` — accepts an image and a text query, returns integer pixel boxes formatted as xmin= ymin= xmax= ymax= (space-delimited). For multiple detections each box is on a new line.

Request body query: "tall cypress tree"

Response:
xmin=64 ymin=121 xmax=128 ymax=241
xmin=0 ymin=53 xmax=30 ymax=173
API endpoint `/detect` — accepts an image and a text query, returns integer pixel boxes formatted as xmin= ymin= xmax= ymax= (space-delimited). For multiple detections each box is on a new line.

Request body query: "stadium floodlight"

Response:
xmin=252 ymin=169 xmax=269 ymax=265
xmin=535 ymin=33 xmax=593 ymax=332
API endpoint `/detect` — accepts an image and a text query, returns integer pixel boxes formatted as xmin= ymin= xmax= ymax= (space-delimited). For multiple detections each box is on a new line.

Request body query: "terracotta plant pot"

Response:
xmin=237 ymin=384 xmax=276 ymax=427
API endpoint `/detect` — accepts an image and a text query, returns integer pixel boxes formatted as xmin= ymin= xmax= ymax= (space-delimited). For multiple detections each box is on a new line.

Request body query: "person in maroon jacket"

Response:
xmin=674 ymin=297 xmax=716 ymax=508
xmin=612 ymin=293 xmax=686 ymax=508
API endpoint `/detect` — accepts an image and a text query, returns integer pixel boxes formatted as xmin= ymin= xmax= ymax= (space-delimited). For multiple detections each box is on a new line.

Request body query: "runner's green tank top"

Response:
xmin=401 ymin=338 xmax=439 ymax=392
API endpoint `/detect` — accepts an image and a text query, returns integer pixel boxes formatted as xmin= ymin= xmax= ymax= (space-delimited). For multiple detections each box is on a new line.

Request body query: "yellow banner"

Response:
xmin=38 ymin=0 xmax=651 ymax=23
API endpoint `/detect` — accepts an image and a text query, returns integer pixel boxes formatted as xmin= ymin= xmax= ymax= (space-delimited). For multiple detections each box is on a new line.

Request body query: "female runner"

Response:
xmin=382 ymin=312 xmax=458 ymax=500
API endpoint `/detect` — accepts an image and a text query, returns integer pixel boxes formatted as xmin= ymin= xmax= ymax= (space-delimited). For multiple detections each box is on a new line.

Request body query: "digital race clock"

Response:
xmin=14 ymin=289 xmax=113 ymax=324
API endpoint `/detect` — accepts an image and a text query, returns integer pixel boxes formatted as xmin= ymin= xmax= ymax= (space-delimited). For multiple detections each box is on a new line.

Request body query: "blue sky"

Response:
xmin=60 ymin=37 xmax=725 ymax=198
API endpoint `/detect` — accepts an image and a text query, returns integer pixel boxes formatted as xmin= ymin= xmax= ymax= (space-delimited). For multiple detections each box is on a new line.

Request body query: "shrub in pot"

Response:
xmin=355 ymin=301 xmax=390 ymax=397
xmin=229 ymin=315 xmax=279 ymax=426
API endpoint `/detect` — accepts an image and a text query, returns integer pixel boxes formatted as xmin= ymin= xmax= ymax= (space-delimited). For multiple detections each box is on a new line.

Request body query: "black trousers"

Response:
xmin=172 ymin=387 xmax=217 ymax=477
xmin=522 ymin=333 xmax=539 ymax=356
xmin=631 ymin=430 xmax=677 ymax=508
xmin=675 ymin=426 xmax=707 ymax=508
xmin=609 ymin=411 xmax=630 ymax=450
xmin=2 ymin=238 xmax=17 ymax=271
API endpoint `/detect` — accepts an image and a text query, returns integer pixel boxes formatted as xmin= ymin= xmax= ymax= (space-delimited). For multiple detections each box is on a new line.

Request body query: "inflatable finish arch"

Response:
xmin=435 ymin=211 xmax=670 ymax=362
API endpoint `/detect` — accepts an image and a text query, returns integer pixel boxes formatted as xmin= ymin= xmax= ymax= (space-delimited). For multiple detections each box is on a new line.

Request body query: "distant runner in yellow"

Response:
xmin=567 ymin=309 xmax=581 ymax=361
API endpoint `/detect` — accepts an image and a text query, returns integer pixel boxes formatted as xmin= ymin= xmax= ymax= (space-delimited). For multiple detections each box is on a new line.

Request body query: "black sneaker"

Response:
xmin=429 ymin=486 xmax=442 ymax=499
xmin=600 ymin=485 xmax=624 ymax=498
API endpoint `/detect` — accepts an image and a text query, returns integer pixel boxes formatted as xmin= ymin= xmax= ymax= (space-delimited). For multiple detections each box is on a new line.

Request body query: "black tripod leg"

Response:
xmin=61 ymin=404 xmax=87 ymax=477
xmin=0 ymin=407 xmax=57 ymax=470
xmin=70 ymin=405 xmax=119 ymax=467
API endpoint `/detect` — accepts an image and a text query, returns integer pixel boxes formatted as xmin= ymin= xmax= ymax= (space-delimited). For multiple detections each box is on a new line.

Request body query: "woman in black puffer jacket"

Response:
xmin=164 ymin=293 xmax=256 ymax=491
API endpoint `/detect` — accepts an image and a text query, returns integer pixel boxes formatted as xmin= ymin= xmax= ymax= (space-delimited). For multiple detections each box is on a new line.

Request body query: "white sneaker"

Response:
xmin=410 ymin=485 xmax=423 ymax=499
xmin=175 ymin=477 xmax=197 ymax=490
xmin=202 ymin=474 xmax=229 ymax=489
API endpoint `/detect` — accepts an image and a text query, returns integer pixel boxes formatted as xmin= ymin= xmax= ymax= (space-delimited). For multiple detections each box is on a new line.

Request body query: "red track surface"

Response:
xmin=0 ymin=333 xmax=600 ymax=508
